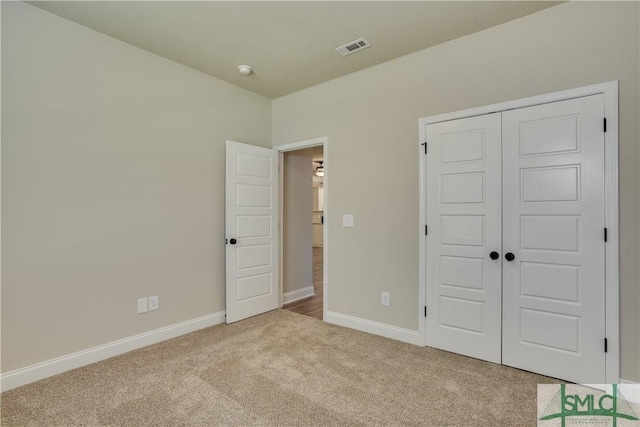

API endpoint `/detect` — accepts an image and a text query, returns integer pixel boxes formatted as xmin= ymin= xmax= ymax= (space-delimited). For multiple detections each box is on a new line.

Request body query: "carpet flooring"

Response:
xmin=1 ymin=310 xmax=555 ymax=426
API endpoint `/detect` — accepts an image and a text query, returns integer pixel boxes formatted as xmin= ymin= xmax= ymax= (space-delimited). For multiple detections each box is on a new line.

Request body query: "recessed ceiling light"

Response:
xmin=238 ymin=65 xmax=252 ymax=76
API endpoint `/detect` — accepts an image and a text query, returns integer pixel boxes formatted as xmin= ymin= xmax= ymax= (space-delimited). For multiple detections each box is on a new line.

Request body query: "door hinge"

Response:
xmin=425 ymin=225 xmax=428 ymax=235
xmin=422 ymin=142 xmax=427 ymax=154
xmin=603 ymin=117 xmax=607 ymax=133
xmin=604 ymin=338 xmax=608 ymax=353
xmin=424 ymin=306 xmax=427 ymax=317
xmin=604 ymin=227 xmax=608 ymax=242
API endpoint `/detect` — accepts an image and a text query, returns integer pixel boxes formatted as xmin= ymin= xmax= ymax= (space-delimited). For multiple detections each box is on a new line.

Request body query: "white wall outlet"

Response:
xmin=342 ymin=214 xmax=354 ymax=227
xmin=381 ymin=292 xmax=390 ymax=307
xmin=149 ymin=295 xmax=159 ymax=311
xmin=137 ymin=297 xmax=148 ymax=314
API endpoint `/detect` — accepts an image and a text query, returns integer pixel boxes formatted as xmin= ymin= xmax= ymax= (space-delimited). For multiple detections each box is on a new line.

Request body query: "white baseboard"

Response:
xmin=324 ymin=311 xmax=422 ymax=346
xmin=620 ymin=379 xmax=640 ymax=404
xmin=283 ymin=286 xmax=315 ymax=304
xmin=1 ymin=311 xmax=226 ymax=392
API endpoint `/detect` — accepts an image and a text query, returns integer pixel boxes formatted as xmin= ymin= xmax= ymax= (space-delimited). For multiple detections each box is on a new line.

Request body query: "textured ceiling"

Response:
xmin=29 ymin=1 xmax=561 ymax=99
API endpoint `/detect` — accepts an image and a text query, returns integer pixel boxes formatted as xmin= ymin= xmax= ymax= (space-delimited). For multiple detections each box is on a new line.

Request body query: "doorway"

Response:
xmin=274 ymin=137 xmax=328 ymax=321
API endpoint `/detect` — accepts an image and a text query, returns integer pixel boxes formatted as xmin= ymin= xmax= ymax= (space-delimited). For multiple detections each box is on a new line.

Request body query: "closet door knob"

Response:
xmin=505 ymin=252 xmax=515 ymax=261
xmin=489 ymin=251 xmax=500 ymax=260
xmin=229 ymin=238 xmax=237 ymax=245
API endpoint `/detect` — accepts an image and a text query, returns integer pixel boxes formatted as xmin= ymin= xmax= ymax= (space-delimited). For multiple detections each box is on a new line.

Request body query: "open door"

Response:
xmin=225 ymin=140 xmax=279 ymax=323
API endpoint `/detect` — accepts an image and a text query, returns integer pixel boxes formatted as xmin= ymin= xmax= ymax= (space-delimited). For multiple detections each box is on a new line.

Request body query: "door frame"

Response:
xmin=418 ymin=81 xmax=619 ymax=384
xmin=273 ymin=137 xmax=329 ymax=320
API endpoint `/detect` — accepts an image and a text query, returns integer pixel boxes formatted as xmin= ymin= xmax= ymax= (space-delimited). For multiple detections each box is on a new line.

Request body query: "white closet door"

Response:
xmin=502 ymin=95 xmax=606 ymax=383
xmin=425 ymin=113 xmax=502 ymax=363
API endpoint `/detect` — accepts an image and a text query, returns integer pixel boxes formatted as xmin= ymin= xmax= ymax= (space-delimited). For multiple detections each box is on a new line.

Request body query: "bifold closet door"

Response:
xmin=425 ymin=113 xmax=502 ymax=364
xmin=501 ymin=95 xmax=606 ymax=384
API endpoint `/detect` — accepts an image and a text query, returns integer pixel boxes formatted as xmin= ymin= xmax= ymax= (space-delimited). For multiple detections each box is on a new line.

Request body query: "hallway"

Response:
xmin=282 ymin=247 xmax=323 ymax=319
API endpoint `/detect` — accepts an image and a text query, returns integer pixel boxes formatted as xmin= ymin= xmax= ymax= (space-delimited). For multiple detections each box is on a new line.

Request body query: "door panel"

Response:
xmin=226 ymin=141 xmax=279 ymax=323
xmin=502 ymin=95 xmax=605 ymax=383
xmin=425 ymin=113 xmax=502 ymax=364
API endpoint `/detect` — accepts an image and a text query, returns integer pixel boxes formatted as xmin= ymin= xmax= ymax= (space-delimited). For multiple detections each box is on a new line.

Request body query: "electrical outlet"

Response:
xmin=381 ymin=292 xmax=390 ymax=307
xmin=137 ymin=297 xmax=148 ymax=314
xmin=149 ymin=295 xmax=159 ymax=311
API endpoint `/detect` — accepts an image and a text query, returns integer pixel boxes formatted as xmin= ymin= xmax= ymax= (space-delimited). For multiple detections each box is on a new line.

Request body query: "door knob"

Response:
xmin=505 ymin=252 xmax=515 ymax=261
xmin=489 ymin=251 xmax=500 ymax=260
xmin=229 ymin=238 xmax=237 ymax=245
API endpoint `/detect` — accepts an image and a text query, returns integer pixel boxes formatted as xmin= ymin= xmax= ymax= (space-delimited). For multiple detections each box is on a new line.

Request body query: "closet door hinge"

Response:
xmin=424 ymin=306 xmax=427 ymax=317
xmin=422 ymin=142 xmax=427 ymax=154
xmin=603 ymin=117 xmax=607 ymax=133
xmin=604 ymin=227 xmax=608 ymax=242
xmin=425 ymin=225 xmax=428 ymax=235
xmin=604 ymin=338 xmax=608 ymax=353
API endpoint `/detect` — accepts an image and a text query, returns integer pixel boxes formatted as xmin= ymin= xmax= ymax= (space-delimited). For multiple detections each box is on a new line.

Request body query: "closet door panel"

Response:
xmin=425 ymin=113 xmax=502 ymax=364
xmin=502 ymin=95 xmax=606 ymax=384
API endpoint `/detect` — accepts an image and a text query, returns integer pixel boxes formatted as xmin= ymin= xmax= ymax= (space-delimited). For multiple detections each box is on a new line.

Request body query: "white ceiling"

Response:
xmin=29 ymin=1 xmax=561 ymax=99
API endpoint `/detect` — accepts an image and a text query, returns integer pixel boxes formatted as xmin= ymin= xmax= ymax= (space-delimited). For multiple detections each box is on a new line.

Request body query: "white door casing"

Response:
xmin=501 ymin=95 xmax=606 ymax=383
xmin=425 ymin=113 xmax=503 ymax=364
xmin=225 ymin=140 xmax=279 ymax=323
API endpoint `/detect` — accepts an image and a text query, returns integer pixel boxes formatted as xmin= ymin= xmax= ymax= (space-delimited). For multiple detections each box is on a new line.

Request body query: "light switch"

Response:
xmin=342 ymin=214 xmax=354 ymax=227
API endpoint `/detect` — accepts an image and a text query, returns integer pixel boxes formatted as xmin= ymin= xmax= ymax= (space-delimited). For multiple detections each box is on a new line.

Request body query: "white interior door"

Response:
xmin=425 ymin=113 xmax=503 ymax=364
xmin=501 ymin=95 xmax=606 ymax=383
xmin=225 ymin=140 xmax=279 ymax=323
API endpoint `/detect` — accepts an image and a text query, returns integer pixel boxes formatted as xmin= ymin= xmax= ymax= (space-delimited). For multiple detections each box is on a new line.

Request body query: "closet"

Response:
xmin=424 ymin=94 xmax=607 ymax=384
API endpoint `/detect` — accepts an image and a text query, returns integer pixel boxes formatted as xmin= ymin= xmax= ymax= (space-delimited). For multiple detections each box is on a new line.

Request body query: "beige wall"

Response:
xmin=283 ymin=149 xmax=313 ymax=294
xmin=2 ymin=0 xmax=639 ymax=384
xmin=1 ymin=2 xmax=271 ymax=372
xmin=272 ymin=2 xmax=640 ymax=381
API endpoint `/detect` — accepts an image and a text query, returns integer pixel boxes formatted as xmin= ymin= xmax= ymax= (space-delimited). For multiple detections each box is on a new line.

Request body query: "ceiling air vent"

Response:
xmin=335 ymin=37 xmax=371 ymax=56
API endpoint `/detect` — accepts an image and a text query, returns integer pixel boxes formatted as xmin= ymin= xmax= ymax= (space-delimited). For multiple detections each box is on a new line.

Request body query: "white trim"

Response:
xmin=420 ymin=81 xmax=619 ymax=126
xmin=418 ymin=81 xmax=619 ymax=383
xmin=273 ymin=137 xmax=326 ymax=153
xmin=619 ymin=379 xmax=640 ymax=404
xmin=274 ymin=137 xmax=328 ymax=321
xmin=325 ymin=311 xmax=422 ymax=346
xmin=0 ymin=311 xmax=226 ymax=392
xmin=277 ymin=150 xmax=285 ymax=308
xmin=418 ymin=121 xmax=428 ymax=347
xmin=283 ymin=285 xmax=315 ymax=304
xmin=602 ymin=82 xmax=620 ymax=385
